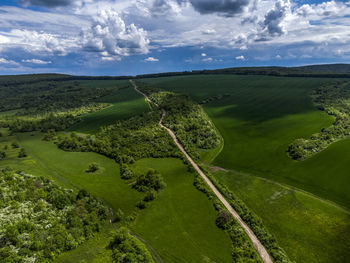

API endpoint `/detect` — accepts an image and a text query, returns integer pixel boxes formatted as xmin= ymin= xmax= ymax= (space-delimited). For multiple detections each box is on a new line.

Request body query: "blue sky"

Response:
xmin=0 ymin=0 xmax=349 ymax=76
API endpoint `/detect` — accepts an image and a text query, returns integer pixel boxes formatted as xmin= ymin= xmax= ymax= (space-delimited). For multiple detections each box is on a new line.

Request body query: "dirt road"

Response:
xmin=131 ymin=80 xmax=273 ymax=263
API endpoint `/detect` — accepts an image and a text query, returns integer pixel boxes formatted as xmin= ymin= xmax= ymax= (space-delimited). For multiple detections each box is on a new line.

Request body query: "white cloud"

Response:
xmin=0 ymin=58 xmax=19 ymax=66
xmin=82 ymin=9 xmax=150 ymax=58
xmin=0 ymin=29 xmax=77 ymax=56
xmin=203 ymin=57 xmax=213 ymax=62
xmin=144 ymin=57 xmax=159 ymax=62
xmin=22 ymin=59 xmax=52 ymax=64
xmin=201 ymin=53 xmax=207 ymax=57
xmin=235 ymin=55 xmax=245 ymax=60
xmin=202 ymin=29 xmax=216 ymax=35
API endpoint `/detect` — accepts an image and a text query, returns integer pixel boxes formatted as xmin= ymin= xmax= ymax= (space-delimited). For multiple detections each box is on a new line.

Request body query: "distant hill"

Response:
xmin=1 ymin=64 xmax=350 ymax=81
xmin=295 ymin=64 xmax=350 ymax=73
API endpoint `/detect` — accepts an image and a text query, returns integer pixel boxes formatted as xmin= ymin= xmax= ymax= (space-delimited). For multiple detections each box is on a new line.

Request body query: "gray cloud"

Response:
xmin=263 ymin=0 xmax=290 ymax=36
xmin=18 ymin=0 xmax=74 ymax=7
xmin=184 ymin=0 xmax=250 ymax=16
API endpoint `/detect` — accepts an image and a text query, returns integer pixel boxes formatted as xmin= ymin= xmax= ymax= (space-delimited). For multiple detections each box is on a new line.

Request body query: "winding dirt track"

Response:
xmin=130 ymin=80 xmax=273 ymax=263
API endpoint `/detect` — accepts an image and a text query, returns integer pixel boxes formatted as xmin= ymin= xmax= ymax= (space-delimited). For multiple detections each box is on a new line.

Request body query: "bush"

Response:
xmin=85 ymin=162 xmax=99 ymax=173
xmin=136 ymin=200 xmax=147 ymax=209
xmin=108 ymin=227 xmax=154 ymax=263
xmin=18 ymin=148 xmax=27 ymax=158
xmin=11 ymin=141 xmax=19 ymax=148
xmin=133 ymin=170 xmax=166 ymax=192
xmin=0 ymin=151 xmax=6 ymax=160
xmin=114 ymin=208 xmax=124 ymax=222
xmin=216 ymin=210 xmax=233 ymax=230
xmin=143 ymin=190 xmax=157 ymax=202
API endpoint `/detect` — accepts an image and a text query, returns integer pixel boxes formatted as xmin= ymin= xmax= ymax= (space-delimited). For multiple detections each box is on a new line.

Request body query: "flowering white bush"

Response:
xmin=0 ymin=168 xmax=108 ymax=262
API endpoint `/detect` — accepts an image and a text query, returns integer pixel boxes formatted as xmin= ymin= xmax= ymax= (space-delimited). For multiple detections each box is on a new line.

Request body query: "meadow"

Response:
xmin=214 ymin=170 xmax=350 ymax=263
xmin=6 ymin=134 xmax=235 ymax=263
xmin=130 ymin=158 xmax=233 ymax=263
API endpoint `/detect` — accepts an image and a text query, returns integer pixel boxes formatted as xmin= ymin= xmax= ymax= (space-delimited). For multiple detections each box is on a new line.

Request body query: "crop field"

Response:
xmin=143 ymin=75 xmax=350 ymax=208
xmin=140 ymin=74 xmax=350 ymax=262
xmin=214 ymin=170 xmax=350 ymax=263
xmin=130 ymin=158 xmax=233 ymax=263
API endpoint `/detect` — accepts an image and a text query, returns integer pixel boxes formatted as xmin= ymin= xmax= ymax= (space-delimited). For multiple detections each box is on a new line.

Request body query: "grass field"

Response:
xmin=214 ymin=170 xmax=350 ymax=263
xmin=1 ymin=130 xmax=234 ymax=262
xmin=13 ymin=133 xmax=142 ymax=215
xmin=70 ymin=81 xmax=149 ymax=134
xmin=131 ymin=158 xmax=233 ymax=263
xmin=142 ymin=75 xmax=350 ymax=208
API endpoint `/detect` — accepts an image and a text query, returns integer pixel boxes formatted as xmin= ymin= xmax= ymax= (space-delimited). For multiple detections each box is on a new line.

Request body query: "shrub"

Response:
xmin=216 ymin=210 xmax=233 ymax=230
xmin=86 ymin=162 xmax=99 ymax=173
xmin=136 ymin=200 xmax=147 ymax=210
xmin=0 ymin=151 xmax=5 ymax=160
xmin=18 ymin=148 xmax=27 ymax=158
xmin=108 ymin=227 xmax=154 ymax=263
xmin=133 ymin=170 xmax=166 ymax=192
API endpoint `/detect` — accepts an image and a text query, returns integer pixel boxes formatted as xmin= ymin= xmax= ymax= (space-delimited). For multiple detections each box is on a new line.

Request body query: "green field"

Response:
xmin=214 ymin=170 xmax=350 ymax=263
xmin=2 ymin=133 xmax=234 ymax=262
xmin=70 ymin=83 xmax=149 ymax=134
xmin=131 ymin=158 xmax=233 ymax=263
xmin=15 ymin=133 xmax=142 ymax=215
xmin=142 ymin=75 xmax=350 ymax=208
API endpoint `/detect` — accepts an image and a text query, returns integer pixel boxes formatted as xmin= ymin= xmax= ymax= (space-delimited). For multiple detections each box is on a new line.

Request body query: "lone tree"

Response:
xmin=18 ymin=148 xmax=27 ymax=158
xmin=86 ymin=162 xmax=100 ymax=173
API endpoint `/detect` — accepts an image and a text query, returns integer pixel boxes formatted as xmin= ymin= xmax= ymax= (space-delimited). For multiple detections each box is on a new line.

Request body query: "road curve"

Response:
xmin=130 ymin=80 xmax=273 ymax=263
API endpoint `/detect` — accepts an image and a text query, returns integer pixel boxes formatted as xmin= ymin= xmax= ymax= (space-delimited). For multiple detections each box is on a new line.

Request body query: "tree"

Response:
xmin=216 ymin=210 xmax=233 ymax=229
xmin=0 ymin=151 xmax=6 ymax=160
xmin=18 ymin=148 xmax=27 ymax=158
xmin=85 ymin=162 xmax=99 ymax=173
xmin=115 ymin=209 xmax=124 ymax=222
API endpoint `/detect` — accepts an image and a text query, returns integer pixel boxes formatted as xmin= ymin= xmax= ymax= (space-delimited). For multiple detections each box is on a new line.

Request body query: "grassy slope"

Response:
xmin=214 ymin=170 xmax=350 ymax=263
xmin=131 ymin=158 xmax=233 ymax=263
xmin=142 ymin=75 xmax=350 ymax=208
xmin=70 ymin=82 xmax=149 ymax=134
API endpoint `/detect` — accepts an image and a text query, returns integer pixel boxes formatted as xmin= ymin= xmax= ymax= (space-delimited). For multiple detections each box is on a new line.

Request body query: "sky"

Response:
xmin=0 ymin=0 xmax=349 ymax=76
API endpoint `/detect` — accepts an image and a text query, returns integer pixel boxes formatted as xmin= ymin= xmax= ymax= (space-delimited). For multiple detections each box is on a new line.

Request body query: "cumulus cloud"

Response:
xmin=262 ymin=0 xmax=291 ymax=37
xmin=22 ymin=59 xmax=52 ymax=64
xmin=0 ymin=29 xmax=74 ymax=56
xmin=183 ymin=0 xmax=251 ymax=16
xmin=235 ymin=55 xmax=245 ymax=60
xmin=82 ymin=9 xmax=150 ymax=59
xmin=144 ymin=56 xmax=159 ymax=62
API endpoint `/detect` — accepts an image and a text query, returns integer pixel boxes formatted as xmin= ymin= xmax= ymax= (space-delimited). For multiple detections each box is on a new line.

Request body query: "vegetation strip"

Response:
xmin=131 ymin=80 xmax=273 ymax=263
